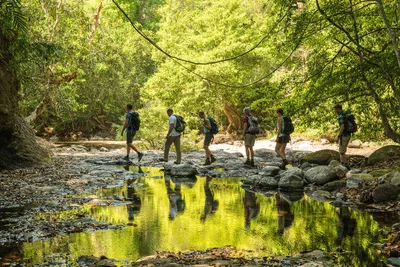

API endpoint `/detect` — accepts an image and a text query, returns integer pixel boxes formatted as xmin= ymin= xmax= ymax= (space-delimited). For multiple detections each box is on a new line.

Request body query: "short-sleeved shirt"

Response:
xmin=337 ymin=111 xmax=351 ymax=137
xmin=125 ymin=111 xmax=138 ymax=132
xmin=203 ymin=118 xmax=211 ymax=134
xmin=277 ymin=118 xmax=287 ymax=137
xmin=168 ymin=115 xmax=181 ymax=137
xmin=243 ymin=115 xmax=250 ymax=132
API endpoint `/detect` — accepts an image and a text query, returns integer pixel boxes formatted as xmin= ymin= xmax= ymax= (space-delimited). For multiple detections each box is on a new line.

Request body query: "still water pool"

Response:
xmin=18 ymin=167 xmax=386 ymax=265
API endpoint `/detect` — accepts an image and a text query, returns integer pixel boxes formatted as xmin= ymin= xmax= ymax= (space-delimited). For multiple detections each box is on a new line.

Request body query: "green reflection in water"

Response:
xmin=22 ymin=167 xmax=385 ymax=266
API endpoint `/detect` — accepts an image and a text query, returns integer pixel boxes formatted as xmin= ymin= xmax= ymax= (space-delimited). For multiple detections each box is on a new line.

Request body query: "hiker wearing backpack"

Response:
xmin=164 ymin=108 xmax=182 ymax=164
xmin=242 ymin=107 xmax=259 ymax=167
xmin=334 ymin=104 xmax=354 ymax=166
xmin=198 ymin=110 xmax=217 ymax=165
xmin=121 ymin=104 xmax=144 ymax=162
xmin=275 ymin=108 xmax=292 ymax=169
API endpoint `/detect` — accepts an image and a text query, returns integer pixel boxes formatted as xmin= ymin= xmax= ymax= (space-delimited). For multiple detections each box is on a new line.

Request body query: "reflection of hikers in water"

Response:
xmin=275 ymin=193 xmax=294 ymax=235
xmin=243 ymin=190 xmax=260 ymax=228
xmin=125 ymin=178 xmax=142 ymax=222
xmin=165 ymin=177 xmax=186 ymax=220
xmin=201 ymin=177 xmax=219 ymax=221
xmin=335 ymin=206 xmax=357 ymax=245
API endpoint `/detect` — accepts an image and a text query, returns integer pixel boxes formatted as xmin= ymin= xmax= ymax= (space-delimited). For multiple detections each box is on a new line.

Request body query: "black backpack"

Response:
xmin=174 ymin=115 xmax=186 ymax=133
xmin=247 ymin=116 xmax=260 ymax=134
xmin=282 ymin=116 xmax=294 ymax=135
xmin=345 ymin=112 xmax=358 ymax=133
xmin=208 ymin=117 xmax=219 ymax=134
xmin=128 ymin=111 xmax=140 ymax=131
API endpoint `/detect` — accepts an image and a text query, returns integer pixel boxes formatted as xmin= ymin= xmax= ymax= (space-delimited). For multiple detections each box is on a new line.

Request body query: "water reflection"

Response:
xmin=17 ymin=168 xmax=386 ymax=266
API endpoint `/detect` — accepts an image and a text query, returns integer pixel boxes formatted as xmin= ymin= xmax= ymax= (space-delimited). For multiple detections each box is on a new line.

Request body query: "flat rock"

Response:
xmin=169 ymin=163 xmax=198 ymax=177
xmin=348 ymin=139 xmax=362 ymax=148
xmin=320 ymin=180 xmax=346 ymax=192
xmin=278 ymin=175 xmax=304 ymax=190
xmin=258 ymin=176 xmax=278 ymax=188
xmin=305 ymin=166 xmax=337 ymax=185
xmin=259 ymin=166 xmax=280 ymax=177
xmin=302 ymin=149 xmax=340 ymax=165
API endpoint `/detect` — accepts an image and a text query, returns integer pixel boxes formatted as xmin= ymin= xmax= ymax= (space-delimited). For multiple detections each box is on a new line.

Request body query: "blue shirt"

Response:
xmin=338 ymin=111 xmax=351 ymax=137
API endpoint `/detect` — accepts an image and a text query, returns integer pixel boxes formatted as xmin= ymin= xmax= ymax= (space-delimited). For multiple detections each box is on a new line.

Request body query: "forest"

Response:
xmin=1 ymin=0 xmax=400 ymax=166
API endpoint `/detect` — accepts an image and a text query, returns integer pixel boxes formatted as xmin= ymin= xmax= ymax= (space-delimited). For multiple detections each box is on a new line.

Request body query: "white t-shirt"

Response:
xmin=168 ymin=115 xmax=181 ymax=137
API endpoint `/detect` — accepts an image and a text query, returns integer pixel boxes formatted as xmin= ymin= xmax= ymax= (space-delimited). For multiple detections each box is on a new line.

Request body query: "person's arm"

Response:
xmin=337 ymin=124 xmax=345 ymax=142
xmin=243 ymin=122 xmax=247 ymax=139
xmin=204 ymin=119 xmax=211 ymax=129
xmin=276 ymin=117 xmax=282 ymax=141
xmin=121 ymin=117 xmax=128 ymax=136
xmin=166 ymin=117 xmax=175 ymax=139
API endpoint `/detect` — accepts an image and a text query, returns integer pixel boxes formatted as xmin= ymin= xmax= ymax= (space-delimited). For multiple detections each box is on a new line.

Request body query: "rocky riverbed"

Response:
xmin=1 ymin=140 xmax=400 ymax=266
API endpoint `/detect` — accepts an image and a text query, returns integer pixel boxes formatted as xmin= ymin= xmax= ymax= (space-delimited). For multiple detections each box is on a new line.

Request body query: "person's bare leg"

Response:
xmin=279 ymin=143 xmax=287 ymax=160
xmin=245 ymin=146 xmax=250 ymax=160
xmin=275 ymin=143 xmax=282 ymax=157
xmin=204 ymin=146 xmax=211 ymax=158
xmin=249 ymin=147 xmax=254 ymax=160
xmin=129 ymin=143 xmax=140 ymax=153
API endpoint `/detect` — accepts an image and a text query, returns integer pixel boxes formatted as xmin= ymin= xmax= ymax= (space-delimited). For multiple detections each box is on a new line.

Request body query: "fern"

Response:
xmin=0 ymin=0 xmax=28 ymax=39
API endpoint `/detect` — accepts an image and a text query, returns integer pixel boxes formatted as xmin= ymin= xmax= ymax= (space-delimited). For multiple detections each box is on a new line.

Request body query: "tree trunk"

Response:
xmin=223 ymin=103 xmax=242 ymax=133
xmin=0 ymin=60 xmax=50 ymax=170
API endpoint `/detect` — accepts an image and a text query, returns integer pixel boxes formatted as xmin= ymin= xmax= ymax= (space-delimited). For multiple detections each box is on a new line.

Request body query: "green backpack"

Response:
xmin=174 ymin=115 xmax=186 ymax=133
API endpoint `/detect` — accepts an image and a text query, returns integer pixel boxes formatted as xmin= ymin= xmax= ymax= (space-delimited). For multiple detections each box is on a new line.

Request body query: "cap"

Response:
xmin=333 ymin=103 xmax=342 ymax=109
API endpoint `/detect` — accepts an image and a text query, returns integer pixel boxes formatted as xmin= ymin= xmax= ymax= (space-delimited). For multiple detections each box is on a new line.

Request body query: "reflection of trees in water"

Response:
xmin=335 ymin=206 xmax=357 ymax=246
xmin=126 ymin=178 xmax=142 ymax=222
xmin=201 ymin=177 xmax=219 ymax=222
xmin=243 ymin=190 xmax=260 ymax=228
xmin=275 ymin=193 xmax=294 ymax=235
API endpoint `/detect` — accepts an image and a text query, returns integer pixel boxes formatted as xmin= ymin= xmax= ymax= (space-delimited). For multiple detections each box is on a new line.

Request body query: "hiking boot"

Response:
xmin=123 ymin=155 xmax=130 ymax=161
xmin=279 ymin=159 xmax=289 ymax=170
xmin=137 ymin=152 xmax=144 ymax=162
xmin=174 ymin=161 xmax=181 ymax=164
xmin=210 ymin=155 xmax=216 ymax=163
xmin=244 ymin=159 xmax=251 ymax=166
xmin=250 ymin=159 xmax=255 ymax=167
xmin=204 ymin=158 xmax=211 ymax=166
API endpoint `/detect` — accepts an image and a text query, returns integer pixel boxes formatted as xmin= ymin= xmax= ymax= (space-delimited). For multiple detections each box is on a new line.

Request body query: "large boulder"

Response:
xmin=169 ymin=163 xmax=198 ymax=176
xmin=254 ymin=149 xmax=277 ymax=160
xmin=320 ymin=180 xmax=346 ymax=192
xmin=348 ymin=139 xmax=363 ymax=148
xmin=346 ymin=173 xmax=375 ymax=188
xmin=242 ymin=175 xmax=260 ymax=186
xmin=278 ymin=175 xmax=304 ymax=190
xmin=369 ymin=169 xmax=393 ymax=177
xmin=259 ymin=166 xmax=281 ymax=177
xmin=302 ymin=149 xmax=340 ymax=165
xmin=304 ymin=166 xmax=337 ymax=185
xmin=258 ymin=176 xmax=278 ymax=188
xmin=372 ymin=184 xmax=400 ymax=203
xmin=334 ymin=165 xmax=348 ymax=178
xmin=281 ymin=167 xmax=304 ymax=180
xmin=380 ymin=172 xmax=400 ymax=186
xmin=368 ymin=145 xmax=400 ymax=165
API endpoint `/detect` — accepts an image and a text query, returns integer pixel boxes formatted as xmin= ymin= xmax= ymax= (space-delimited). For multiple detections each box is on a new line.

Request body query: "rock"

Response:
xmin=91 ymin=135 xmax=103 ymax=141
xmin=308 ymin=190 xmax=332 ymax=202
xmin=380 ymin=172 xmax=400 ymax=186
xmin=320 ymin=138 xmax=330 ymax=145
xmin=334 ymin=165 xmax=348 ymax=178
xmin=392 ymin=223 xmax=400 ymax=230
xmin=170 ymin=163 xmax=198 ymax=177
xmin=346 ymin=173 xmax=374 ymax=188
xmin=368 ymin=145 xmax=400 ymax=165
xmin=328 ymin=160 xmax=340 ymax=167
xmin=49 ymin=136 xmax=59 ymax=142
xmin=259 ymin=166 xmax=281 ymax=177
xmin=300 ymin=162 xmax=312 ymax=170
xmin=99 ymin=147 xmax=109 ymax=152
xmin=262 ymin=162 xmax=282 ymax=167
xmin=254 ymin=149 xmax=277 ymax=160
xmin=89 ymin=170 xmax=114 ymax=177
xmin=258 ymin=176 xmax=278 ymax=188
xmin=281 ymin=167 xmax=304 ymax=180
xmin=242 ymin=175 xmax=260 ymax=186
xmin=361 ymin=142 xmax=370 ymax=148
xmin=278 ymin=175 xmax=304 ymax=190
xmin=302 ymin=149 xmax=340 ymax=165
xmin=387 ymin=257 xmax=400 ymax=267
xmin=369 ymin=168 xmax=393 ymax=177
xmin=305 ymin=166 xmax=337 ymax=185
xmin=320 ymin=180 xmax=346 ymax=192
xmin=280 ymin=191 xmax=304 ymax=202
xmin=71 ymin=145 xmax=89 ymax=152
xmin=372 ymin=184 xmax=400 ymax=202
xmin=348 ymin=139 xmax=362 ymax=148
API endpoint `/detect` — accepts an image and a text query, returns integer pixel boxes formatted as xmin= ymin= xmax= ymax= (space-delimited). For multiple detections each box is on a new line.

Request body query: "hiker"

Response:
xmin=275 ymin=193 xmax=294 ymax=235
xmin=198 ymin=110 xmax=216 ymax=165
xmin=242 ymin=107 xmax=257 ymax=167
xmin=275 ymin=108 xmax=290 ymax=169
xmin=243 ymin=190 xmax=260 ymax=228
xmin=200 ymin=176 xmax=219 ymax=222
xmin=121 ymin=104 xmax=144 ymax=161
xmin=164 ymin=108 xmax=182 ymax=164
xmin=334 ymin=104 xmax=351 ymax=166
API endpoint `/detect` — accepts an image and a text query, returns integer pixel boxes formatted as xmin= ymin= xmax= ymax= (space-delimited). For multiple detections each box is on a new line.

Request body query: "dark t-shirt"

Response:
xmin=337 ymin=111 xmax=350 ymax=137
xmin=126 ymin=111 xmax=138 ymax=132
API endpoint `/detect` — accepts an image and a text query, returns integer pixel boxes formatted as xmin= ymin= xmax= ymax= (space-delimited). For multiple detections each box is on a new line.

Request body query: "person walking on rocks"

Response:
xmin=198 ymin=110 xmax=216 ymax=165
xmin=164 ymin=108 xmax=182 ymax=164
xmin=275 ymin=108 xmax=290 ymax=169
xmin=334 ymin=104 xmax=351 ymax=166
xmin=242 ymin=107 xmax=257 ymax=167
xmin=121 ymin=104 xmax=144 ymax=162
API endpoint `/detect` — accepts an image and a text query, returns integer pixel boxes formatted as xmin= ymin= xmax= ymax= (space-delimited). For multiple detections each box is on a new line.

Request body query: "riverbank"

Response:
xmin=0 ymin=139 xmax=399 ymax=266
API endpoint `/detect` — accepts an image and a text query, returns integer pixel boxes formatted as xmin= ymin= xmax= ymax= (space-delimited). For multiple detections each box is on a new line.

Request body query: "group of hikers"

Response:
xmin=121 ymin=103 xmax=356 ymax=169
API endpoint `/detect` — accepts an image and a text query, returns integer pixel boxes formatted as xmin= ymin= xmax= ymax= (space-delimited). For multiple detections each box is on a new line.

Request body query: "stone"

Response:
xmin=71 ymin=145 xmax=89 ymax=152
xmin=348 ymin=139 xmax=362 ymax=148
xmin=369 ymin=168 xmax=393 ymax=177
xmin=262 ymin=162 xmax=282 ymax=167
xmin=361 ymin=142 xmax=370 ymax=148
xmin=302 ymin=149 xmax=340 ymax=165
xmin=300 ymin=162 xmax=312 ymax=170
xmin=368 ymin=145 xmax=400 ymax=165
xmin=281 ymin=167 xmax=304 ymax=180
xmin=308 ymin=190 xmax=332 ymax=202
xmin=91 ymin=135 xmax=103 ymax=141
xmin=328 ymin=160 xmax=340 ymax=167
xmin=346 ymin=173 xmax=374 ymax=188
xmin=387 ymin=257 xmax=400 ymax=267
xmin=334 ymin=165 xmax=348 ymax=178
xmin=278 ymin=175 xmax=304 ymax=190
xmin=380 ymin=172 xmax=400 ymax=186
xmin=242 ymin=175 xmax=260 ymax=186
xmin=258 ymin=176 xmax=278 ymax=188
xmin=259 ymin=166 xmax=281 ymax=177
xmin=254 ymin=149 xmax=277 ymax=160
xmin=170 ymin=163 xmax=198 ymax=177
xmin=320 ymin=180 xmax=346 ymax=192
xmin=305 ymin=166 xmax=337 ymax=185
xmin=372 ymin=184 xmax=400 ymax=202
xmin=280 ymin=191 xmax=304 ymax=202
xmin=99 ymin=147 xmax=109 ymax=152
xmin=89 ymin=170 xmax=114 ymax=177
xmin=49 ymin=136 xmax=59 ymax=142
xmin=320 ymin=138 xmax=330 ymax=145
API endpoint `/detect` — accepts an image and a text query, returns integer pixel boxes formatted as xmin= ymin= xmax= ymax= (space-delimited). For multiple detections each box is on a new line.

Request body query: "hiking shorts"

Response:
xmin=126 ymin=131 xmax=136 ymax=144
xmin=277 ymin=135 xmax=290 ymax=144
xmin=204 ymin=133 xmax=214 ymax=147
xmin=244 ymin=133 xmax=256 ymax=147
xmin=339 ymin=135 xmax=351 ymax=154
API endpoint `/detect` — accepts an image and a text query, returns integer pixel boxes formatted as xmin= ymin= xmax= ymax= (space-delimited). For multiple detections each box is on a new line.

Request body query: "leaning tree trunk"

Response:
xmin=223 ymin=102 xmax=242 ymax=133
xmin=0 ymin=59 xmax=50 ymax=170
